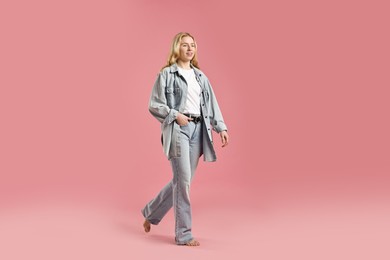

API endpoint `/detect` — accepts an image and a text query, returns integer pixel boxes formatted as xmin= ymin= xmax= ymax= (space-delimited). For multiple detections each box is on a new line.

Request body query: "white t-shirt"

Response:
xmin=178 ymin=67 xmax=202 ymax=115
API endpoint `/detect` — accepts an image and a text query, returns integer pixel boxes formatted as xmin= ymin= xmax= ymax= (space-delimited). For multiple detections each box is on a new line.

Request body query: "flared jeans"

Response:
xmin=142 ymin=121 xmax=203 ymax=244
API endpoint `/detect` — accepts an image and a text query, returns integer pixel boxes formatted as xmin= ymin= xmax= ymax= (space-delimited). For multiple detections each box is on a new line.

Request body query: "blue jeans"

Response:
xmin=142 ymin=121 xmax=203 ymax=244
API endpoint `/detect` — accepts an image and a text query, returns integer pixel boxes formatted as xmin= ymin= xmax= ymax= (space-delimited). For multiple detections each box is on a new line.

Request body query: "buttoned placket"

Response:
xmin=195 ymin=75 xmax=213 ymax=144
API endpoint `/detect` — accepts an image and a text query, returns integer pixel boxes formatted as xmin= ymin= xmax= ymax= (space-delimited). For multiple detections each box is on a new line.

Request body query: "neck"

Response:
xmin=177 ymin=60 xmax=191 ymax=70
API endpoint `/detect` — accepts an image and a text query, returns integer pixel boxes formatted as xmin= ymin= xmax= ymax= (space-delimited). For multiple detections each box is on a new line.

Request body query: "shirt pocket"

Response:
xmin=174 ymin=86 xmax=181 ymax=95
xmin=165 ymin=87 xmax=174 ymax=94
xmin=165 ymin=86 xmax=181 ymax=109
xmin=165 ymin=87 xmax=175 ymax=108
xmin=166 ymin=86 xmax=181 ymax=95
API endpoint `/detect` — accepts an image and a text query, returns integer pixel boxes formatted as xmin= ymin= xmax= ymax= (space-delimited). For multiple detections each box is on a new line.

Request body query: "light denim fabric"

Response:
xmin=148 ymin=63 xmax=227 ymax=162
xmin=142 ymin=121 xmax=203 ymax=244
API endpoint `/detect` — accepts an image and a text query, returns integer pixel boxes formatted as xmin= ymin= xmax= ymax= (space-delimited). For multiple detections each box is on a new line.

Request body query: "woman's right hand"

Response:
xmin=176 ymin=113 xmax=193 ymax=126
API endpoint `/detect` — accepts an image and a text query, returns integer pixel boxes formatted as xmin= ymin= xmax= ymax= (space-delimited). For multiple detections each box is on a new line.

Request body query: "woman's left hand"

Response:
xmin=220 ymin=131 xmax=229 ymax=148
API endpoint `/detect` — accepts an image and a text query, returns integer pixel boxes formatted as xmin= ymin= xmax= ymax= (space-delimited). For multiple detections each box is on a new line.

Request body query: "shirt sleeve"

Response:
xmin=148 ymin=70 xmax=178 ymax=125
xmin=206 ymin=79 xmax=228 ymax=133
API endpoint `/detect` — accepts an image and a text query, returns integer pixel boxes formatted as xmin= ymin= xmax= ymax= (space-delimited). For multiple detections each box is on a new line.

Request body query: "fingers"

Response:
xmin=176 ymin=113 xmax=192 ymax=126
xmin=222 ymin=138 xmax=228 ymax=147
xmin=182 ymin=116 xmax=192 ymax=125
xmin=221 ymin=132 xmax=229 ymax=147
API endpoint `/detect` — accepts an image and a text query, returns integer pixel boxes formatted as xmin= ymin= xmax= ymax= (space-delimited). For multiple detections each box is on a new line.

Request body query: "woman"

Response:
xmin=141 ymin=32 xmax=229 ymax=247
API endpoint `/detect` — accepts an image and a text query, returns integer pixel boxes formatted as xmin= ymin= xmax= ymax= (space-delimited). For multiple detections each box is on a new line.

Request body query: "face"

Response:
xmin=178 ymin=36 xmax=196 ymax=62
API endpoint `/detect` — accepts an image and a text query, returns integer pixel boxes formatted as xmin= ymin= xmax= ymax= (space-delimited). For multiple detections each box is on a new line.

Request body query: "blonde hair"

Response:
xmin=161 ymin=32 xmax=200 ymax=71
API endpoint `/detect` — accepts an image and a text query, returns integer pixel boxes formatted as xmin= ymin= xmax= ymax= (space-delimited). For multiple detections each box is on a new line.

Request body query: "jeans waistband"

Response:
xmin=183 ymin=114 xmax=202 ymax=123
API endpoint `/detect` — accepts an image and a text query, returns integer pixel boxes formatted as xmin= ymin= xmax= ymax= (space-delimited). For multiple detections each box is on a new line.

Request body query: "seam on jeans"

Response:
xmin=173 ymin=158 xmax=180 ymax=240
xmin=189 ymin=123 xmax=202 ymax=180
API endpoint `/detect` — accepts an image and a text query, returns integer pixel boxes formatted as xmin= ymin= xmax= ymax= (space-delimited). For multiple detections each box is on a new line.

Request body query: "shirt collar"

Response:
xmin=170 ymin=63 xmax=203 ymax=78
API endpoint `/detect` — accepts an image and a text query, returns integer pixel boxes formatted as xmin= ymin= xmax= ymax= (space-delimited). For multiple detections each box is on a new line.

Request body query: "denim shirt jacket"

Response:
xmin=148 ymin=63 xmax=228 ymax=162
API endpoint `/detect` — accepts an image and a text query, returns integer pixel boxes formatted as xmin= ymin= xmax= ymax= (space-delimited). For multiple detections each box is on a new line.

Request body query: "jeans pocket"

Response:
xmin=179 ymin=124 xmax=191 ymax=138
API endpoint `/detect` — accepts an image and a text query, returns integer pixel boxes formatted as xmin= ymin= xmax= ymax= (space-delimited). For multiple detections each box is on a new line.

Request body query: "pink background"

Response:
xmin=1 ymin=0 xmax=389 ymax=259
